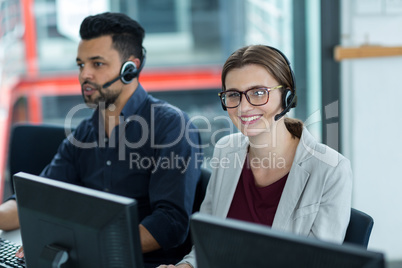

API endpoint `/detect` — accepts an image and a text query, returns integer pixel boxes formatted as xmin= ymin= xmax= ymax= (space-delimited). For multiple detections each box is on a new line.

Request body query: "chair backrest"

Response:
xmin=192 ymin=167 xmax=211 ymax=212
xmin=343 ymin=208 xmax=374 ymax=248
xmin=7 ymin=123 xmax=68 ymax=192
xmin=177 ymin=167 xmax=211 ymax=257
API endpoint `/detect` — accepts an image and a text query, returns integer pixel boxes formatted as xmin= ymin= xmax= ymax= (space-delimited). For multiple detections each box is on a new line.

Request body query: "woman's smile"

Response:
xmin=238 ymin=114 xmax=263 ymax=124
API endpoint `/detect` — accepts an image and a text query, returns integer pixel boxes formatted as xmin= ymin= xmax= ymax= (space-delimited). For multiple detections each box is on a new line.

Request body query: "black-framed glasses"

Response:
xmin=218 ymin=85 xmax=283 ymax=109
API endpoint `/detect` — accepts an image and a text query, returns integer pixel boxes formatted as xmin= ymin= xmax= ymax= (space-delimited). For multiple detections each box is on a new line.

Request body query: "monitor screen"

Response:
xmin=13 ymin=172 xmax=144 ymax=268
xmin=191 ymin=213 xmax=385 ymax=268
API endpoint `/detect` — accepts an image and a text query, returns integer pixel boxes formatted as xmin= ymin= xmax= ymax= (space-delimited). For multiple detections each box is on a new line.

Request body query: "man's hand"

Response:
xmin=15 ymin=246 xmax=24 ymax=258
xmin=139 ymin=224 xmax=161 ymax=253
xmin=0 ymin=199 xmax=20 ymax=231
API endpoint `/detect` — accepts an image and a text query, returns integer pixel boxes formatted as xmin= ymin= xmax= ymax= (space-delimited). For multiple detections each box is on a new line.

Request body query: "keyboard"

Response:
xmin=0 ymin=238 xmax=25 ymax=268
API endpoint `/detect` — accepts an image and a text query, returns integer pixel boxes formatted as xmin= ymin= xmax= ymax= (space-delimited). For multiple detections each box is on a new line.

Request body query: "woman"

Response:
xmin=158 ymin=45 xmax=352 ymax=268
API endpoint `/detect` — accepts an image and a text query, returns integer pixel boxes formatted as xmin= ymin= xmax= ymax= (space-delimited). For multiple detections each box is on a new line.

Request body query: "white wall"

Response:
xmin=341 ymin=0 xmax=402 ymax=262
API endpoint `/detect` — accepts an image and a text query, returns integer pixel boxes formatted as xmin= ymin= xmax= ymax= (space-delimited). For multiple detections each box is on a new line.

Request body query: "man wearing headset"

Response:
xmin=0 ymin=12 xmax=202 ymax=267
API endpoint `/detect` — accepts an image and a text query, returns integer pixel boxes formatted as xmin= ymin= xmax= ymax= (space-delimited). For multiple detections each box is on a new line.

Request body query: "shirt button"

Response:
xmin=104 ymin=188 xmax=110 ymax=192
xmin=106 ymin=160 xmax=112 ymax=166
xmin=126 ymin=118 xmax=130 ymax=123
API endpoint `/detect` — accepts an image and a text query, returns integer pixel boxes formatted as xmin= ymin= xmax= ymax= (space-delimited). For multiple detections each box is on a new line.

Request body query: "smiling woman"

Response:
xmin=224 ymin=64 xmax=284 ymax=138
xmin=158 ymin=45 xmax=353 ymax=268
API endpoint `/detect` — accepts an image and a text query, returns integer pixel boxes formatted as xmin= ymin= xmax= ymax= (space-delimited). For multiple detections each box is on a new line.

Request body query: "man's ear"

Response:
xmin=128 ymin=56 xmax=141 ymax=70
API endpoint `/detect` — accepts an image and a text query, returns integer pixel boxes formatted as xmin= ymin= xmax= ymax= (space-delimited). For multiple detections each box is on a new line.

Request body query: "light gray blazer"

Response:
xmin=180 ymin=128 xmax=353 ymax=268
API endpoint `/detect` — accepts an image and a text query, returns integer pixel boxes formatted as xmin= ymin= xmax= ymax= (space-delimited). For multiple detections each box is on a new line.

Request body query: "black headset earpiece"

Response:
xmin=282 ymin=88 xmax=297 ymax=110
xmin=283 ymin=89 xmax=292 ymax=109
xmin=102 ymin=48 xmax=147 ymax=88
xmin=265 ymin=46 xmax=297 ymax=121
xmin=120 ymin=49 xmax=147 ymax=84
xmin=120 ymin=61 xmax=137 ymax=84
xmin=220 ymin=90 xmax=227 ymax=111
xmin=274 ymin=88 xmax=297 ymax=121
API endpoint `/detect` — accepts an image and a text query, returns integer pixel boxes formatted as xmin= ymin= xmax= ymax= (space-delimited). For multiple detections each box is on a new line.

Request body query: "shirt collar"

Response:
xmin=121 ymin=83 xmax=148 ymax=119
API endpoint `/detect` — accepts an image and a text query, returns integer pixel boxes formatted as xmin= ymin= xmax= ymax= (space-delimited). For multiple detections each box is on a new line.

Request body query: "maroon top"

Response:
xmin=227 ymin=156 xmax=288 ymax=227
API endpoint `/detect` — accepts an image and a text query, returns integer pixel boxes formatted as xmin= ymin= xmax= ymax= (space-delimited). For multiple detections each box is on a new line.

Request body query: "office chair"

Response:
xmin=192 ymin=167 xmax=211 ymax=212
xmin=343 ymin=208 xmax=374 ymax=248
xmin=177 ymin=167 xmax=211 ymax=257
xmin=7 ymin=123 xmax=68 ymax=193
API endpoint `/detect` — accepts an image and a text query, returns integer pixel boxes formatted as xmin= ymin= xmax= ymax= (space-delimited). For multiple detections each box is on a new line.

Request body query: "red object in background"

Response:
xmin=0 ymin=67 xmax=221 ymax=201
xmin=0 ymin=0 xmax=222 ymax=201
xmin=22 ymin=0 xmax=38 ymax=77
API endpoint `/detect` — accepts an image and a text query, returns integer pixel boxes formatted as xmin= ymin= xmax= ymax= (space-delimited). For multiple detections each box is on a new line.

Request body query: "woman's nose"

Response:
xmin=238 ymin=95 xmax=253 ymax=113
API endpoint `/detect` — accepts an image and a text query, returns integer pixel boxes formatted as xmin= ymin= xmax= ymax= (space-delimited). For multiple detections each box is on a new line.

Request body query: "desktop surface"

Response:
xmin=0 ymin=230 xmax=21 ymax=246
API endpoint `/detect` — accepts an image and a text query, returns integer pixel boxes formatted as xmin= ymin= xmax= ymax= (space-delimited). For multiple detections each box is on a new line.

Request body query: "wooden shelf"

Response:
xmin=334 ymin=45 xmax=402 ymax=61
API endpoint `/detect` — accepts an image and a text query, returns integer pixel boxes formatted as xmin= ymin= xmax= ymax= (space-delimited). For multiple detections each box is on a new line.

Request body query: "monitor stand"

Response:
xmin=39 ymin=244 xmax=69 ymax=268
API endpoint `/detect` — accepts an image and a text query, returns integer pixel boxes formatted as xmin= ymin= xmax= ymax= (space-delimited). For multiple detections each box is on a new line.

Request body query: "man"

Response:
xmin=0 ymin=12 xmax=202 ymax=267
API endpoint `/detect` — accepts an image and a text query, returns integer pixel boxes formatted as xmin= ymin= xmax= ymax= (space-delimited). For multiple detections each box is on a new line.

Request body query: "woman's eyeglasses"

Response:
xmin=218 ymin=85 xmax=283 ymax=109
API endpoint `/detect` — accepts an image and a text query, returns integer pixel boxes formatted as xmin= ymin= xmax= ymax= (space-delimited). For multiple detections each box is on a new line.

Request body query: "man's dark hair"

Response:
xmin=79 ymin=12 xmax=145 ymax=62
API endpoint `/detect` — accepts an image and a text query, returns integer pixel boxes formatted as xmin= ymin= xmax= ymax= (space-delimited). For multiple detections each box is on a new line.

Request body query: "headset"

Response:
xmin=220 ymin=46 xmax=297 ymax=121
xmin=103 ymin=48 xmax=147 ymax=88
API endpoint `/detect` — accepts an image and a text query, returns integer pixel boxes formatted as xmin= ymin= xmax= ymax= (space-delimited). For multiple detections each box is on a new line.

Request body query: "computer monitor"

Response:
xmin=191 ymin=213 xmax=385 ymax=268
xmin=13 ymin=172 xmax=144 ymax=268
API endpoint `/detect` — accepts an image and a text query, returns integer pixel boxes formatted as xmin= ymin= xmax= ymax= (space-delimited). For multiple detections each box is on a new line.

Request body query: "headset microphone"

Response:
xmin=103 ymin=49 xmax=147 ymax=88
xmin=274 ymin=92 xmax=297 ymax=121
xmin=102 ymin=60 xmax=142 ymax=88
xmin=103 ymin=76 xmax=122 ymax=88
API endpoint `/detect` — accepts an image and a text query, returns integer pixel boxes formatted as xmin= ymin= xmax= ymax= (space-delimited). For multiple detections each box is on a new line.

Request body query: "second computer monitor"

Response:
xmin=191 ymin=213 xmax=385 ymax=268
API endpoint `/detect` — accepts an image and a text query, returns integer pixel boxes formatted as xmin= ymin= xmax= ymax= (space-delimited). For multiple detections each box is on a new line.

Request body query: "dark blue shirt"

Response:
xmin=40 ymin=84 xmax=203 ymax=266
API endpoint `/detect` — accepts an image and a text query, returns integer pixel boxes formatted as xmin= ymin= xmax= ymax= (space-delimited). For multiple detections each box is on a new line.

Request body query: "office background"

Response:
xmin=0 ymin=0 xmax=401 ymax=266
xmin=340 ymin=0 xmax=402 ymax=265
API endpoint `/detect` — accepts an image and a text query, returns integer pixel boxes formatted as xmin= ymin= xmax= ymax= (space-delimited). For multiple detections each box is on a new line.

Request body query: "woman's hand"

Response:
xmin=15 ymin=246 xmax=24 ymax=258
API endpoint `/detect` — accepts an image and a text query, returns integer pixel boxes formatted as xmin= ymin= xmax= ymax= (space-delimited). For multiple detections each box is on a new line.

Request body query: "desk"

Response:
xmin=0 ymin=229 xmax=22 ymax=245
